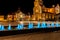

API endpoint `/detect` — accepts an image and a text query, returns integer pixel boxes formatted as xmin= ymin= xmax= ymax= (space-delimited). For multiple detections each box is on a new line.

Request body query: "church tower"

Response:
xmin=55 ymin=4 xmax=60 ymax=14
xmin=33 ymin=0 xmax=43 ymax=20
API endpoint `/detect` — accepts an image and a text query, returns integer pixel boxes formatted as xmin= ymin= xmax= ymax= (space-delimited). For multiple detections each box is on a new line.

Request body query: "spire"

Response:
xmin=17 ymin=8 xmax=21 ymax=13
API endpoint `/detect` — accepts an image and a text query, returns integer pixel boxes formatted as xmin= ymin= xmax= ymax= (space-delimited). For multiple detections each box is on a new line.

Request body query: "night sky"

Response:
xmin=43 ymin=0 xmax=60 ymax=7
xmin=0 ymin=0 xmax=60 ymax=15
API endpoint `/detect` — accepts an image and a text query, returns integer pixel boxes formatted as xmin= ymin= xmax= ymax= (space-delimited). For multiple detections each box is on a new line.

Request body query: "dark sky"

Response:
xmin=0 ymin=0 xmax=59 ymax=15
xmin=43 ymin=0 xmax=60 ymax=7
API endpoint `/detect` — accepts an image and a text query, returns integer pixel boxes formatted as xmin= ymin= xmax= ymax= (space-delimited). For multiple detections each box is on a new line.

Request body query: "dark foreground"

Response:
xmin=0 ymin=27 xmax=60 ymax=36
xmin=0 ymin=29 xmax=60 ymax=40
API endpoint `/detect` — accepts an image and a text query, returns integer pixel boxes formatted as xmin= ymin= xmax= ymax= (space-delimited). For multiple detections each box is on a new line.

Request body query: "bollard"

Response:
xmin=47 ymin=23 xmax=50 ymax=28
xmin=51 ymin=22 xmax=55 ymax=27
xmin=55 ymin=22 xmax=60 ymax=27
xmin=28 ymin=22 xmax=33 ymax=29
xmin=8 ymin=24 xmax=12 ymax=30
xmin=0 ymin=25 xmax=2 ymax=31
xmin=37 ymin=22 xmax=41 ymax=28
xmin=56 ymin=22 xmax=59 ymax=27
xmin=41 ymin=22 xmax=47 ymax=28
xmin=16 ymin=24 xmax=24 ymax=30
xmin=1 ymin=25 xmax=5 ymax=31
xmin=0 ymin=25 xmax=5 ymax=31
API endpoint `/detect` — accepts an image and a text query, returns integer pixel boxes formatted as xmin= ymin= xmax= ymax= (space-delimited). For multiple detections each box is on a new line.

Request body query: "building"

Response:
xmin=32 ymin=0 xmax=55 ymax=21
xmin=33 ymin=0 xmax=43 ymax=21
xmin=8 ymin=0 xmax=60 ymax=21
xmin=7 ymin=15 xmax=13 ymax=21
xmin=41 ymin=5 xmax=56 ymax=21
xmin=55 ymin=14 xmax=60 ymax=21
xmin=16 ymin=10 xmax=25 ymax=21
xmin=55 ymin=4 xmax=60 ymax=14
xmin=45 ymin=13 xmax=55 ymax=21
xmin=0 ymin=15 xmax=4 ymax=21
xmin=14 ymin=15 xmax=17 ymax=21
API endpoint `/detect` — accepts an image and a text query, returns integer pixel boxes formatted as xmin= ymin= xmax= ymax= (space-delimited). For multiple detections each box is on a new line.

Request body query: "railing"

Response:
xmin=0 ymin=21 xmax=59 ymax=31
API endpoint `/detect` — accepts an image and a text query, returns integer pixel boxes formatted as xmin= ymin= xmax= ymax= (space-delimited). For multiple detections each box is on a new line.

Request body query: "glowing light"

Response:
xmin=37 ymin=22 xmax=41 ymax=28
xmin=8 ymin=24 xmax=12 ymax=30
xmin=41 ymin=22 xmax=47 ymax=28
xmin=56 ymin=22 xmax=59 ymax=27
xmin=20 ymin=22 xmax=23 ymax=24
xmin=0 ymin=25 xmax=2 ymax=30
xmin=47 ymin=23 xmax=50 ymax=28
xmin=20 ymin=15 xmax=23 ymax=18
xmin=1 ymin=25 xmax=5 ymax=31
xmin=0 ymin=25 xmax=5 ymax=31
xmin=28 ymin=23 xmax=33 ymax=29
xmin=16 ymin=24 xmax=24 ymax=30
xmin=51 ymin=22 xmax=55 ymax=27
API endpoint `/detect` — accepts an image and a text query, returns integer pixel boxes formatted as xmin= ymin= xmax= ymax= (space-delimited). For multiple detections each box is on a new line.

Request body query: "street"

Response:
xmin=0 ymin=31 xmax=60 ymax=40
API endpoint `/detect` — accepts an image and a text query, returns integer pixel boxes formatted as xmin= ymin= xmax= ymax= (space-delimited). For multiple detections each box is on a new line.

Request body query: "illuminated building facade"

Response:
xmin=33 ymin=0 xmax=43 ymax=21
xmin=33 ymin=0 xmax=56 ymax=21
xmin=44 ymin=5 xmax=55 ymax=21
xmin=55 ymin=4 xmax=60 ymax=21
xmin=0 ymin=15 xmax=4 ymax=21
xmin=7 ymin=15 xmax=13 ymax=21
xmin=0 ymin=0 xmax=60 ymax=21
xmin=16 ymin=10 xmax=25 ymax=21
xmin=55 ymin=4 xmax=60 ymax=14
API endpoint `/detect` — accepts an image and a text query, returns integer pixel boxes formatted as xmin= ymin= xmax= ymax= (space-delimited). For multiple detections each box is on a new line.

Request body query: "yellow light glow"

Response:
xmin=20 ymin=21 xmax=23 ymax=24
xmin=48 ymin=8 xmax=54 ymax=13
xmin=20 ymin=15 xmax=23 ymax=18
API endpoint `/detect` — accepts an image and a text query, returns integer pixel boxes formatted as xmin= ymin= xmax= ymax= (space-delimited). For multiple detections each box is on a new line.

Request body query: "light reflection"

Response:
xmin=16 ymin=24 xmax=24 ymax=30
xmin=8 ymin=24 xmax=12 ymax=30
xmin=28 ymin=23 xmax=33 ymax=29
